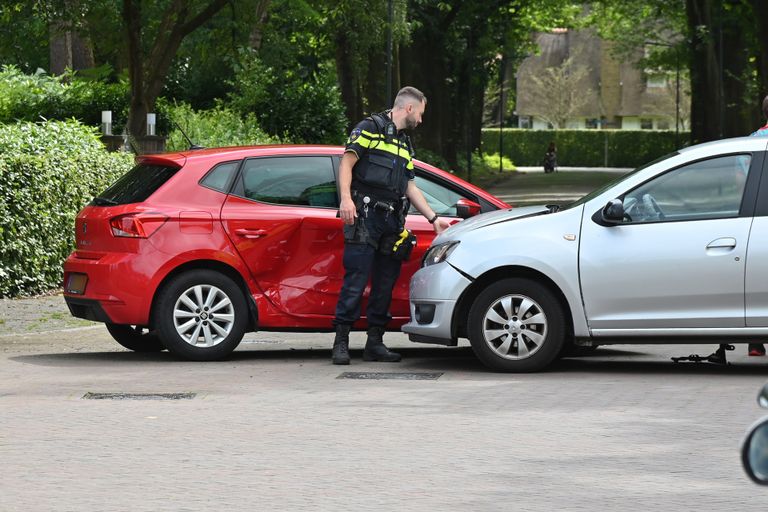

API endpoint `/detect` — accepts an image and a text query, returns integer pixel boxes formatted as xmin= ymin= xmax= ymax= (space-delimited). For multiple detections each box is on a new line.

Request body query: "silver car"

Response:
xmin=403 ymin=136 xmax=768 ymax=372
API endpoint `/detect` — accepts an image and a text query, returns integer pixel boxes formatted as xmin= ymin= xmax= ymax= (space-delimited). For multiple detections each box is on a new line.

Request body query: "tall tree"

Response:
xmin=524 ymin=57 xmax=595 ymax=128
xmin=398 ymin=0 xmax=578 ymax=166
xmin=590 ymin=0 xmax=760 ymax=143
xmin=123 ymin=0 xmax=230 ymax=137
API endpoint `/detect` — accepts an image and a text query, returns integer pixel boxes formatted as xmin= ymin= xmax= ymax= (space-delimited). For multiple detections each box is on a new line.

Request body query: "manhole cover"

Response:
xmin=82 ymin=392 xmax=196 ymax=400
xmin=337 ymin=372 xmax=442 ymax=380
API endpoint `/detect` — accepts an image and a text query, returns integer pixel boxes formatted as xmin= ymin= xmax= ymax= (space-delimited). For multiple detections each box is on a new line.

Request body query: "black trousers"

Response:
xmin=333 ymin=208 xmax=403 ymax=327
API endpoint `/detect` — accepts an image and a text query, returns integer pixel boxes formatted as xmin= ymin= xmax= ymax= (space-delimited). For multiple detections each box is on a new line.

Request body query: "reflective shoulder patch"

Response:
xmin=349 ymin=127 xmax=362 ymax=142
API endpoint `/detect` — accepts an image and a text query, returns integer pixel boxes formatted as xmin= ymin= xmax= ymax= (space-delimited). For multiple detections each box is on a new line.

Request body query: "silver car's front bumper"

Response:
xmin=401 ymin=262 xmax=472 ymax=344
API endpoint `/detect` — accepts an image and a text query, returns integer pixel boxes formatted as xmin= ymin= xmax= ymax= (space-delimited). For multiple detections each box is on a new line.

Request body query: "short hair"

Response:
xmin=394 ymin=86 xmax=427 ymax=108
xmin=762 ymin=95 xmax=768 ymax=119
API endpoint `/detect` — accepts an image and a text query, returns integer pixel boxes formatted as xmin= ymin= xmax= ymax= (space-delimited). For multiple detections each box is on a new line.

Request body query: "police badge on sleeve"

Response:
xmin=348 ymin=127 xmax=362 ymax=143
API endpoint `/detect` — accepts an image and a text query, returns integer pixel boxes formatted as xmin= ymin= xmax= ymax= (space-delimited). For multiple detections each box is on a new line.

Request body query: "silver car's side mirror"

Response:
xmin=593 ymin=198 xmax=627 ymax=226
xmin=742 ymin=418 xmax=768 ymax=484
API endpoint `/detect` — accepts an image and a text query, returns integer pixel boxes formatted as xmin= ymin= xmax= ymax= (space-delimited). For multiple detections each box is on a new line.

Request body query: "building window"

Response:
xmin=585 ymin=118 xmax=599 ymax=129
xmin=518 ymin=116 xmax=531 ymax=129
xmin=658 ymin=119 xmax=670 ymax=130
xmin=640 ymin=118 xmax=653 ymax=130
xmin=646 ymin=74 xmax=667 ymax=89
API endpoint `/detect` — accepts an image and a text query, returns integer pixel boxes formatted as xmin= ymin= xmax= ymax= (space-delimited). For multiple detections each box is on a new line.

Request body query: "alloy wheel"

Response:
xmin=481 ymin=294 xmax=548 ymax=360
xmin=172 ymin=284 xmax=235 ymax=347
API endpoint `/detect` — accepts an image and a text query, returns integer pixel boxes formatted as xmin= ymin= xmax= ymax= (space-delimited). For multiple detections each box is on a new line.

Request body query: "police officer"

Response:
xmin=332 ymin=86 xmax=449 ymax=365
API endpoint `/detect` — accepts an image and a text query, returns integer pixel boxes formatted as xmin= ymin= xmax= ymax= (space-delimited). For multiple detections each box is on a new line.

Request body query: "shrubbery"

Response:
xmin=161 ymin=101 xmax=279 ymax=151
xmin=0 ymin=65 xmax=129 ymax=131
xmin=228 ymin=52 xmax=347 ymax=144
xmin=0 ymin=120 xmax=133 ymax=297
xmin=482 ymin=128 xmax=690 ymax=168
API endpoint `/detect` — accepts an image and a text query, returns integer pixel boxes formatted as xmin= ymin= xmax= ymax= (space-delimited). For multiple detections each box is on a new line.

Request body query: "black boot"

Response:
xmin=363 ymin=326 xmax=401 ymax=362
xmin=332 ymin=324 xmax=351 ymax=365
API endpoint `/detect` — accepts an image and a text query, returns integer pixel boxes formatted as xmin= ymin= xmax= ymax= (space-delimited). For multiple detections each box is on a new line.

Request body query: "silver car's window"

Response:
xmin=562 ymin=151 xmax=679 ymax=210
xmin=623 ymin=154 xmax=751 ymax=223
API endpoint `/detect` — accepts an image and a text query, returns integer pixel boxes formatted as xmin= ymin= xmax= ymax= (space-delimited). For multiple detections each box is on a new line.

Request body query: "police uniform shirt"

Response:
xmin=345 ymin=116 xmax=415 ymax=196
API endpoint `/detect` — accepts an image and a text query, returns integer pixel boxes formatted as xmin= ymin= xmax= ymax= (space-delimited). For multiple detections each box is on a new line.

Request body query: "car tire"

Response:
xmin=154 ymin=270 xmax=249 ymax=361
xmin=467 ymin=278 xmax=565 ymax=372
xmin=105 ymin=324 xmax=166 ymax=352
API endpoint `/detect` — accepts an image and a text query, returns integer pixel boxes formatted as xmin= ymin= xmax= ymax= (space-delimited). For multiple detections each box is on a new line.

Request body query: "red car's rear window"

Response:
xmin=91 ymin=163 xmax=180 ymax=206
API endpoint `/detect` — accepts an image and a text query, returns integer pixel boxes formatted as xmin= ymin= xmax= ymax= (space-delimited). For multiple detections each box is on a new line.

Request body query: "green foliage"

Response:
xmin=454 ymin=150 xmax=516 ymax=185
xmin=482 ymin=129 xmax=689 ymax=168
xmin=161 ymin=101 xmax=278 ymax=151
xmin=227 ymin=51 xmax=347 ymax=144
xmin=0 ymin=2 xmax=49 ymax=72
xmin=0 ymin=120 xmax=133 ymax=297
xmin=0 ymin=65 xmax=129 ymax=131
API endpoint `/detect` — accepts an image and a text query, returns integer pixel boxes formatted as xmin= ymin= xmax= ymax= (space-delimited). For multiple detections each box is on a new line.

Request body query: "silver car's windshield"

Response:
xmin=560 ymin=152 xmax=679 ymax=211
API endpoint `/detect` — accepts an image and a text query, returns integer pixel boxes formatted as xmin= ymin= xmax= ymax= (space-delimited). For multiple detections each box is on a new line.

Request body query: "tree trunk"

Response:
xmin=49 ymin=1 xmax=94 ymax=74
xmin=401 ymin=18 xmax=455 ymax=165
xmin=686 ymin=0 xmax=722 ymax=144
xmin=364 ymin=45 xmax=387 ymax=112
xmin=335 ymin=30 xmax=362 ymax=131
xmin=249 ymin=0 xmax=271 ymax=51
xmin=123 ymin=0 xmax=229 ymax=138
xmin=750 ymin=0 xmax=768 ymax=121
xmin=720 ymin=7 xmax=752 ymax=137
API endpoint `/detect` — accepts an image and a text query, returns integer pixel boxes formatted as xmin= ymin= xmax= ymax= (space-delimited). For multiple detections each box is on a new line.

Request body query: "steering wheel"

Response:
xmin=642 ymin=193 xmax=665 ymax=220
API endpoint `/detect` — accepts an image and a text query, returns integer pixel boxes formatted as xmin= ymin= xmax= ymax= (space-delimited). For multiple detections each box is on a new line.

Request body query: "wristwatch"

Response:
xmin=428 ymin=214 xmax=438 ymax=224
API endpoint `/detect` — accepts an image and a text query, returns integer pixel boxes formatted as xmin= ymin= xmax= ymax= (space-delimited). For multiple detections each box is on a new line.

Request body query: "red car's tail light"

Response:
xmin=110 ymin=213 xmax=169 ymax=238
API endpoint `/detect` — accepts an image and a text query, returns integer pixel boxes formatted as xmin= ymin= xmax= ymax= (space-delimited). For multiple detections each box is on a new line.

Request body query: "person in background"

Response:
xmin=543 ymin=141 xmax=557 ymax=173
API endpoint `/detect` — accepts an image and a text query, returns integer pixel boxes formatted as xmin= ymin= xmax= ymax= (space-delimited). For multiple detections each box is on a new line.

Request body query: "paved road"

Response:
xmin=3 ymin=169 xmax=767 ymax=511
xmin=487 ymin=167 xmax=629 ymax=206
xmin=2 ymin=325 xmax=768 ymax=511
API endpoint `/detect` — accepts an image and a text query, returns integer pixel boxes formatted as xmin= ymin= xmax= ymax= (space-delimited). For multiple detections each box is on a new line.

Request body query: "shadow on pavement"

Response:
xmin=9 ymin=345 xmax=768 ymax=376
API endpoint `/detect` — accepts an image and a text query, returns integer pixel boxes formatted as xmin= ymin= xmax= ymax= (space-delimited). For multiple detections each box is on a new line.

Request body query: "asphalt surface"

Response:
xmin=3 ymin=169 xmax=768 ymax=511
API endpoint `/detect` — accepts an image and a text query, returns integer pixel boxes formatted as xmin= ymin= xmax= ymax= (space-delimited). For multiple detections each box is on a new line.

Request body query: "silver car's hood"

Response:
xmin=436 ymin=205 xmax=549 ymax=242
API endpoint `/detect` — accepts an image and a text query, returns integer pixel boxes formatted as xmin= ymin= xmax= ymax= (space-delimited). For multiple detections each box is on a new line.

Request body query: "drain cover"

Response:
xmin=337 ymin=372 xmax=442 ymax=380
xmin=82 ymin=392 xmax=196 ymax=400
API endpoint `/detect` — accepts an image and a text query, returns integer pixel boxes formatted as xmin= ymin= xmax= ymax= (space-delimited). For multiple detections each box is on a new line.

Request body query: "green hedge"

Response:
xmin=0 ymin=120 xmax=133 ymax=297
xmin=0 ymin=65 xmax=129 ymax=132
xmin=482 ymin=129 xmax=690 ymax=168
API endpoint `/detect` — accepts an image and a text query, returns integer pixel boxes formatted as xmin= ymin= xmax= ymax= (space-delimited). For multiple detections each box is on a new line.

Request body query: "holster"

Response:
xmin=343 ymin=215 xmax=370 ymax=245
xmin=378 ymin=228 xmax=416 ymax=261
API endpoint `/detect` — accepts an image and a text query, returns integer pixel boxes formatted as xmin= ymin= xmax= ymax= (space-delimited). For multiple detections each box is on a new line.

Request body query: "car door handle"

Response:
xmin=235 ymin=228 xmax=268 ymax=239
xmin=706 ymin=237 xmax=737 ymax=249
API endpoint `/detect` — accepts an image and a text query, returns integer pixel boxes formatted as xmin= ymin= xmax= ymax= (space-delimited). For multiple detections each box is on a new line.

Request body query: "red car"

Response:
xmin=63 ymin=145 xmax=509 ymax=360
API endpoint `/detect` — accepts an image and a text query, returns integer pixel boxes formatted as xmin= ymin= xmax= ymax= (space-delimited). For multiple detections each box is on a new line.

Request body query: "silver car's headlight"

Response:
xmin=423 ymin=241 xmax=460 ymax=267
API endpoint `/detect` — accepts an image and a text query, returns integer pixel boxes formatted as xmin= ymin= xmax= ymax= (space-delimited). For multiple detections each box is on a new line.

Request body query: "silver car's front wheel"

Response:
xmin=480 ymin=294 xmax=548 ymax=360
xmin=468 ymin=278 xmax=565 ymax=372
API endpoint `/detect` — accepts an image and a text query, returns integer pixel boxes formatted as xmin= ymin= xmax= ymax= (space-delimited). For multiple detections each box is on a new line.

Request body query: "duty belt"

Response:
xmin=352 ymin=190 xmax=402 ymax=211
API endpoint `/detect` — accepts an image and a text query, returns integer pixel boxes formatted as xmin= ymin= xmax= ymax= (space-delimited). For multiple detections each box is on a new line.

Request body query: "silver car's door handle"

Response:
xmin=706 ymin=237 xmax=737 ymax=249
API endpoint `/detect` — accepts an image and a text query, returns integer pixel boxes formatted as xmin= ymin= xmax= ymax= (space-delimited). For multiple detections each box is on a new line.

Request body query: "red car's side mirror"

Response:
xmin=456 ymin=198 xmax=482 ymax=219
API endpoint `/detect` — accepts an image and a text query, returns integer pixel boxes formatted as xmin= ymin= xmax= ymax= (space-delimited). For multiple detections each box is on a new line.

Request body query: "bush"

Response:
xmin=0 ymin=65 xmax=129 ymax=132
xmin=160 ymin=101 xmax=278 ymax=151
xmin=454 ymin=151 xmax=515 ymax=186
xmin=227 ymin=51 xmax=347 ymax=144
xmin=0 ymin=120 xmax=133 ymax=297
xmin=481 ymin=128 xmax=690 ymax=168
